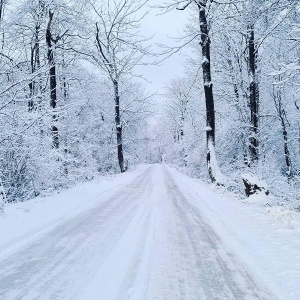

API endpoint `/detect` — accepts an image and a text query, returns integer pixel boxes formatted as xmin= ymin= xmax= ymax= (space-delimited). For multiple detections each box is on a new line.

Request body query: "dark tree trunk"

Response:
xmin=0 ymin=177 xmax=6 ymax=205
xmin=274 ymin=85 xmax=292 ymax=177
xmin=199 ymin=6 xmax=215 ymax=143
xmin=28 ymin=81 xmax=34 ymax=111
xmin=46 ymin=11 xmax=59 ymax=149
xmin=63 ymin=73 xmax=69 ymax=175
xmin=95 ymin=22 xmax=126 ymax=173
xmin=36 ymin=0 xmax=44 ymax=111
xmin=198 ymin=3 xmax=221 ymax=183
xmin=28 ymin=1 xmax=43 ymax=112
xmin=282 ymin=126 xmax=292 ymax=177
xmin=248 ymin=24 xmax=259 ymax=162
xmin=113 ymin=80 xmax=125 ymax=173
xmin=0 ymin=0 xmax=4 ymax=21
xmin=180 ymin=114 xmax=184 ymax=139
xmin=28 ymin=29 xmax=38 ymax=112
xmin=0 ymin=0 xmax=6 ymax=51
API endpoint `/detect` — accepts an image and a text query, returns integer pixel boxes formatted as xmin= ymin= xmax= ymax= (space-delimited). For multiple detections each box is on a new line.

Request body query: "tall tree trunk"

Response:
xmin=28 ymin=1 xmax=43 ymax=112
xmin=274 ymin=85 xmax=292 ymax=177
xmin=225 ymin=40 xmax=250 ymax=166
xmin=113 ymin=79 xmax=125 ymax=173
xmin=0 ymin=0 xmax=4 ymax=22
xmin=198 ymin=3 xmax=222 ymax=184
xmin=28 ymin=30 xmax=37 ymax=112
xmin=95 ymin=22 xmax=126 ymax=173
xmin=36 ymin=0 xmax=44 ymax=111
xmin=282 ymin=124 xmax=292 ymax=178
xmin=46 ymin=11 xmax=59 ymax=149
xmin=248 ymin=24 xmax=259 ymax=162
xmin=0 ymin=0 xmax=6 ymax=51
xmin=0 ymin=176 xmax=6 ymax=207
xmin=62 ymin=51 xmax=69 ymax=175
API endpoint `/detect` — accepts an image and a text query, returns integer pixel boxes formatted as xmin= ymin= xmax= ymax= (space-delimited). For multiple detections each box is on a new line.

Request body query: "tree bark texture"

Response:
xmin=198 ymin=3 xmax=220 ymax=183
xmin=0 ymin=176 xmax=6 ymax=204
xmin=95 ymin=22 xmax=126 ymax=173
xmin=29 ymin=23 xmax=41 ymax=112
xmin=46 ymin=10 xmax=59 ymax=149
xmin=0 ymin=0 xmax=6 ymax=50
xmin=274 ymin=85 xmax=292 ymax=177
xmin=113 ymin=80 xmax=125 ymax=173
xmin=248 ymin=24 xmax=259 ymax=162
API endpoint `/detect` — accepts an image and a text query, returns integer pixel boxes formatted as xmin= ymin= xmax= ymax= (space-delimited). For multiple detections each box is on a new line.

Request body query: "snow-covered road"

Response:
xmin=0 ymin=165 xmax=275 ymax=299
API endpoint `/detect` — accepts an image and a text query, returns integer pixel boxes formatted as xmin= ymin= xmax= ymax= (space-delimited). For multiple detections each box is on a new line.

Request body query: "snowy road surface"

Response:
xmin=0 ymin=165 xmax=275 ymax=300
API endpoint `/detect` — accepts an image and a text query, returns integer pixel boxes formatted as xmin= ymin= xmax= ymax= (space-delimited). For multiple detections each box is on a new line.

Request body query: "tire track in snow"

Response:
xmin=163 ymin=166 xmax=275 ymax=300
xmin=0 ymin=165 xmax=277 ymax=299
xmin=0 ymin=166 xmax=154 ymax=300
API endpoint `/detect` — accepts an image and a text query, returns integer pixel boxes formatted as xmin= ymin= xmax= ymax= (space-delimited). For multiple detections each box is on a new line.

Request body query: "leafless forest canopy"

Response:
xmin=0 ymin=0 xmax=299 ymax=208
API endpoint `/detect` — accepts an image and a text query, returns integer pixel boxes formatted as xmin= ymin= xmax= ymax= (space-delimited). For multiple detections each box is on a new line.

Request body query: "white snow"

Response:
xmin=207 ymin=138 xmax=226 ymax=185
xmin=168 ymin=166 xmax=300 ymax=299
xmin=242 ymin=173 xmax=269 ymax=191
xmin=0 ymin=165 xmax=149 ymax=259
xmin=0 ymin=164 xmax=300 ymax=299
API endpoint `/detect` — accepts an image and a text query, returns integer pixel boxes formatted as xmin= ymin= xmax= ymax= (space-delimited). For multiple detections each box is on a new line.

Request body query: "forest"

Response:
xmin=0 ymin=0 xmax=299 ymax=209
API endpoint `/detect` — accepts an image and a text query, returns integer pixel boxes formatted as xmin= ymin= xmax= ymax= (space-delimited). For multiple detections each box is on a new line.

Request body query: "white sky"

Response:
xmin=137 ymin=1 xmax=191 ymax=96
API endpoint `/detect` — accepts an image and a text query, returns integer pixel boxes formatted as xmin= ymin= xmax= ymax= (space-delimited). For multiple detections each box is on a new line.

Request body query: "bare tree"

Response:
xmin=46 ymin=10 xmax=59 ymax=149
xmin=88 ymin=0 xmax=150 ymax=173
xmin=28 ymin=0 xmax=45 ymax=112
xmin=45 ymin=6 xmax=70 ymax=149
xmin=174 ymin=0 xmax=223 ymax=183
xmin=273 ymin=81 xmax=292 ymax=178
xmin=246 ymin=4 xmax=259 ymax=163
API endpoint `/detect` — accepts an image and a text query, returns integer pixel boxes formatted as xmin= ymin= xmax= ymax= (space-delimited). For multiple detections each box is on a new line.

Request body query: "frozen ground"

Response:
xmin=0 ymin=164 xmax=299 ymax=299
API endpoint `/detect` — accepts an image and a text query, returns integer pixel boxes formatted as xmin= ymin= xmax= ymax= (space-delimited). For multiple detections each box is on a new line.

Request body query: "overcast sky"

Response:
xmin=137 ymin=1 xmax=191 ymax=96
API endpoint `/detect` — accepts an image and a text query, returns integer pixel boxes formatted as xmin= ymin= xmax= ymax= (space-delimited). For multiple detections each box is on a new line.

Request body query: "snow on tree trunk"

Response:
xmin=198 ymin=3 xmax=223 ymax=185
xmin=28 ymin=0 xmax=43 ymax=112
xmin=46 ymin=10 xmax=59 ymax=149
xmin=273 ymin=82 xmax=292 ymax=178
xmin=0 ymin=177 xmax=6 ymax=211
xmin=247 ymin=24 xmax=259 ymax=162
xmin=207 ymin=138 xmax=224 ymax=185
xmin=114 ymin=80 xmax=126 ymax=173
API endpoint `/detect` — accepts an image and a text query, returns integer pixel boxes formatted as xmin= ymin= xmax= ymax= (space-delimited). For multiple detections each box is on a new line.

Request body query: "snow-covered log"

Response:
xmin=242 ymin=174 xmax=269 ymax=197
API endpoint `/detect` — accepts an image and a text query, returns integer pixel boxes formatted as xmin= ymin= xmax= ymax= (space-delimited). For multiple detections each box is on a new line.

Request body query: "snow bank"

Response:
xmin=0 ymin=165 xmax=148 ymax=259
xmin=167 ymin=165 xmax=300 ymax=300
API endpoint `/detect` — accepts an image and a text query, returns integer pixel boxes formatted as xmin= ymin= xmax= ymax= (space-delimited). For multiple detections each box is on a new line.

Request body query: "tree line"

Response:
xmin=0 ymin=0 xmax=151 ymax=206
xmin=1 ymin=0 xmax=299 ymax=208
xmin=155 ymin=0 xmax=300 ymax=203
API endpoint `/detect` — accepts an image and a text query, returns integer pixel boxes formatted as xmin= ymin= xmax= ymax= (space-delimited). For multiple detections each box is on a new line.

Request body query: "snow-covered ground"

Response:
xmin=0 ymin=165 xmax=149 ymax=260
xmin=0 ymin=164 xmax=299 ymax=299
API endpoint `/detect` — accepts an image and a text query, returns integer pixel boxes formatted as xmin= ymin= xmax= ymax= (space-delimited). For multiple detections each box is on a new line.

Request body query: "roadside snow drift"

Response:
xmin=0 ymin=164 xmax=299 ymax=299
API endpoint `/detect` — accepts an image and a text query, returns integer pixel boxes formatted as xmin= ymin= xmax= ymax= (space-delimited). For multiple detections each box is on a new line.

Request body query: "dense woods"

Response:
xmin=159 ymin=0 xmax=300 ymax=205
xmin=0 ymin=0 xmax=300 ymax=209
xmin=0 ymin=0 xmax=151 ymax=206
